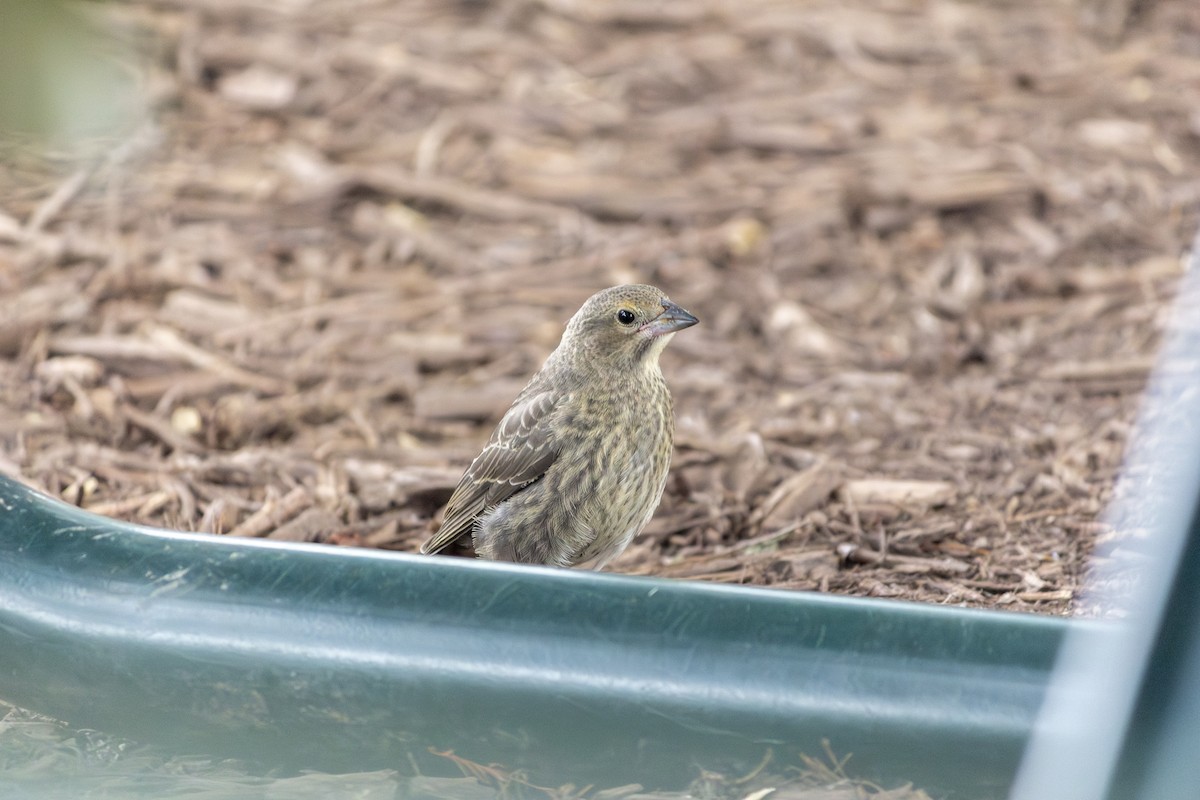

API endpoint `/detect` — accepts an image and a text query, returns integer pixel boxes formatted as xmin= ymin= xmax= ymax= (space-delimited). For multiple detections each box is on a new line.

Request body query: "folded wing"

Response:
xmin=421 ymin=390 xmax=563 ymax=555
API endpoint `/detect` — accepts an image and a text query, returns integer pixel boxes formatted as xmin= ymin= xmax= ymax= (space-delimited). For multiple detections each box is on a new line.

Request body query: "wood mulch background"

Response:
xmin=3 ymin=0 xmax=1200 ymax=615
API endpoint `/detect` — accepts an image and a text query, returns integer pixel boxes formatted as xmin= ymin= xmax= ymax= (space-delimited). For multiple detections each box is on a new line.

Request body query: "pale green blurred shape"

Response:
xmin=0 ymin=0 xmax=140 ymax=145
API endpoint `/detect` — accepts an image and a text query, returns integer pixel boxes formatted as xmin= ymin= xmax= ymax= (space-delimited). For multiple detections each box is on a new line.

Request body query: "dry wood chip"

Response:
xmin=841 ymin=479 xmax=956 ymax=508
xmin=227 ymin=486 xmax=312 ymax=537
xmin=145 ymin=325 xmax=289 ymax=395
xmin=837 ymin=544 xmax=971 ymax=575
xmin=1040 ymin=357 xmax=1156 ymax=382
xmin=35 ymin=356 xmax=105 ymax=386
xmin=345 ymin=166 xmax=575 ymax=226
xmin=49 ymin=335 xmax=183 ymax=365
xmin=122 ymin=404 xmax=205 ymax=454
xmin=907 ymin=170 xmax=1033 ymax=209
xmin=218 ymin=65 xmax=298 ymax=110
xmin=84 ymin=490 xmax=173 ymax=519
xmin=593 ymin=785 xmax=646 ymax=800
xmin=751 ymin=462 xmax=843 ymax=532
xmin=266 ymin=508 xmax=339 ymax=542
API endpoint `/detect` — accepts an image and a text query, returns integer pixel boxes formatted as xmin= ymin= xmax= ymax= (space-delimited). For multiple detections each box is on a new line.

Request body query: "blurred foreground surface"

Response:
xmin=0 ymin=702 xmax=934 ymax=800
xmin=2 ymin=0 xmax=1200 ymax=613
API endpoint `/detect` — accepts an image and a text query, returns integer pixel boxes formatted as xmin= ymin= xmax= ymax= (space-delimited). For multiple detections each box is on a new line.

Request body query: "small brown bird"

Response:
xmin=421 ymin=284 xmax=698 ymax=568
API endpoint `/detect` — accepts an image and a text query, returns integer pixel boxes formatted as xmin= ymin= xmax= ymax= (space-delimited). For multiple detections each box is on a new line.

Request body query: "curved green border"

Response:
xmin=0 ymin=475 xmax=1069 ymax=795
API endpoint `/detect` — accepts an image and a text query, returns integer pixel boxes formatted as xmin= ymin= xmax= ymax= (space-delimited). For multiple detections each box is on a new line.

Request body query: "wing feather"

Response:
xmin=421 ymin=390 xmax=563 ymax=554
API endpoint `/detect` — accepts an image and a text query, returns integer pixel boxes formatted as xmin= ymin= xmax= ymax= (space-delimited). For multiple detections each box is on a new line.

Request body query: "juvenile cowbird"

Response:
xmin=421 ymin=284 xmax=698 ymax=568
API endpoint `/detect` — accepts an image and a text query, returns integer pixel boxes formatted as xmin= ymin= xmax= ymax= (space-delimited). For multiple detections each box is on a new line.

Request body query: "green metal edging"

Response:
xmin=0 ymin=475 xmax=1070 ymax=798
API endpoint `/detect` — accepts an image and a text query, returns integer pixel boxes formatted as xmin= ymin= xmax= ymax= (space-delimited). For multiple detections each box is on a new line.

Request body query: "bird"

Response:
xmin=421 ymin=284 xmax=698 ymax=568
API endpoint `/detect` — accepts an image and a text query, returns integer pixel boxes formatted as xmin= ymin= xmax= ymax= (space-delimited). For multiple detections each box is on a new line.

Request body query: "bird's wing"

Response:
xmin=421 ymin=390 xmax=564 ymax=554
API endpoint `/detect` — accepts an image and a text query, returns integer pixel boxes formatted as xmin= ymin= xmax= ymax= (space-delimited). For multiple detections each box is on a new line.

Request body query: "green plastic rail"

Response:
xmin=0 ymin=474 xmax=1067 ymax=798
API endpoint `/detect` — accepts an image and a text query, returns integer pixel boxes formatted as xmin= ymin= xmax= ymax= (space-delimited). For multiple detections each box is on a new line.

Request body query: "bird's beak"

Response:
xmin=640 ymin=299 xmax=699 ymax=338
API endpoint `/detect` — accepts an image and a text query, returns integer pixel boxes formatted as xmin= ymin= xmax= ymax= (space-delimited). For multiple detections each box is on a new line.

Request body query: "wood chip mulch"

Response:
xmin=3 ymin=0 xmax=1200 ymax=615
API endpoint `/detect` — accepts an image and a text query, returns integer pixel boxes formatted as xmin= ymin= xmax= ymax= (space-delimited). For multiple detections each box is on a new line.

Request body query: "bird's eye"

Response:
xmin=616 ymin=309 xmax=636 ymax=325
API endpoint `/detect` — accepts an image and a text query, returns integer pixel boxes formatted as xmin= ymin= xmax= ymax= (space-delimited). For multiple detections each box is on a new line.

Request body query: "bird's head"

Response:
xmin=561 ymin=284 xmax=699 ymax=368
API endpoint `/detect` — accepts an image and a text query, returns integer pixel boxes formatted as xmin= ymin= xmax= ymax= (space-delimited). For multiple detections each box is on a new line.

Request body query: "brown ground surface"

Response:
xmin=2 ymin=0 xmax=1199 ymax=616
